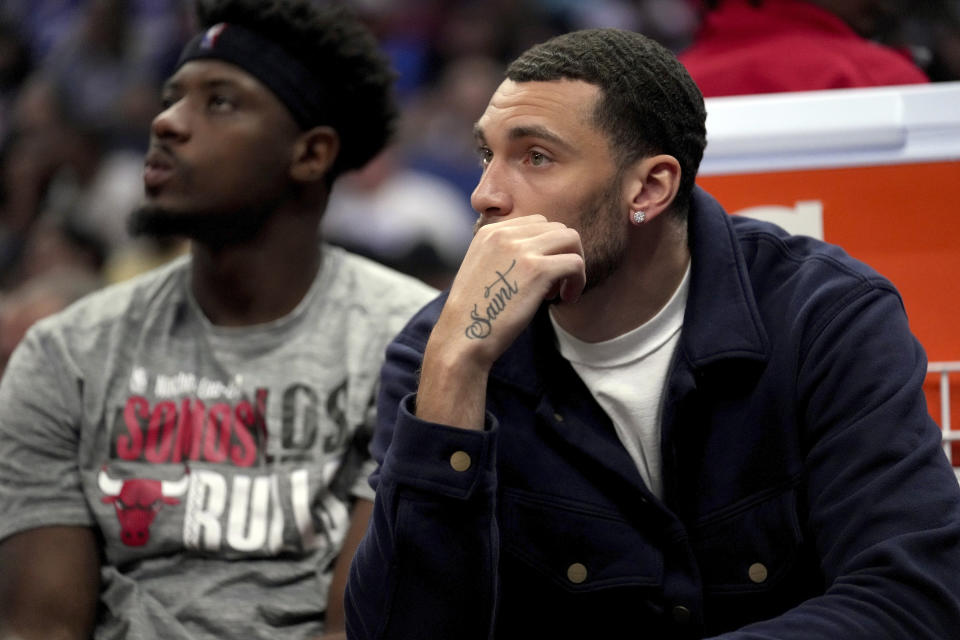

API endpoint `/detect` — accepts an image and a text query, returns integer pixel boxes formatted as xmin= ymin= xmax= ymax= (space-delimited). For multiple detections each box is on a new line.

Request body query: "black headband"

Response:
xmin=176 ymin=22 xmax=326 ymax=129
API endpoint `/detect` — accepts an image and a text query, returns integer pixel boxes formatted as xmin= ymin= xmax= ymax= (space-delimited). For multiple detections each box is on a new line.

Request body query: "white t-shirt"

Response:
xmin=551 ymin=265 xmax=690 ymax=500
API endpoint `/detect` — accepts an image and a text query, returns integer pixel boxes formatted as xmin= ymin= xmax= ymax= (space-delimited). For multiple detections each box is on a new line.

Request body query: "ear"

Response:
xmin=623 ymin=154 xmax=681 ymax=224
xmin=289 ymin=126 xmax=340 ymax=184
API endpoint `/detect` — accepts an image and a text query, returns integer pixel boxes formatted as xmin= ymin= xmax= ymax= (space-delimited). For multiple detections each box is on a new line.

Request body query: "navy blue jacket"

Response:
xmin=346 ymin=188 xmax=960 ymax=639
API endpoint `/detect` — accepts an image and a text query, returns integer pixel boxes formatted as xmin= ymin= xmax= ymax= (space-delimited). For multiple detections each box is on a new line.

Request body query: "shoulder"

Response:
xmin=318 ymin=246 xmax=441 ymax=359
xmin=389 ymin=292 xmax=449 ymax=357
xmin=692 ymin=188 xmax=890 ymax=296
xmin=26 ymin=256 xmax=190 ymax=349
xmin=732 ymin=215 xmax=886 ymax=281
xmin=3 ymin=257 xmax=190 ymax=393
xmin=686 ymin=190 xmax=909 ymax=366
xmin=839 ymin=41 xmax=929 ymax=86
xmin=680 ymin=30 xmax=925 ymax=94
xmin=730 ymin=215 xmax=905 ymax=334
xmin=326 ymin=245 xmax=439 ymax=318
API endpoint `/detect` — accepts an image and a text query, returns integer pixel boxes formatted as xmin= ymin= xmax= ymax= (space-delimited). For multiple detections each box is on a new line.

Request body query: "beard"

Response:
xmin=470 ymin=173 xmax=628 ymax=295
xmin=127 ymin=201 xmax=275 ymax=248
xmin=576 ymin=173 xmax=628 ymax=294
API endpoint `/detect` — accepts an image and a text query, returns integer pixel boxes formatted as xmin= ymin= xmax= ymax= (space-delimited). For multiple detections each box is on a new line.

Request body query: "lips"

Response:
xmin=143 ymin=148 xmax=176 ymax=190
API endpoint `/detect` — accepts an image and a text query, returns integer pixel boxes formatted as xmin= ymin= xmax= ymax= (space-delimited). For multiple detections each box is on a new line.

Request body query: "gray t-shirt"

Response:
xmin=0 ymin=246 xmax=437 ymax=639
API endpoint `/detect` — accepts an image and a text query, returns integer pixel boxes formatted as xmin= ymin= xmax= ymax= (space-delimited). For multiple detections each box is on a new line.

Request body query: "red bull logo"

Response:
xmin=99 ymin=468 xmax=189 ymax=547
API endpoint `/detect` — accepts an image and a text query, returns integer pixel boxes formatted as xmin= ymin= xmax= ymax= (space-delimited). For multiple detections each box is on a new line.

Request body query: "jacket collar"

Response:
xmin=680 ymin=186 xmax=769 ymax=370
xmin=489 ymin=186 xmax=769 ymax=394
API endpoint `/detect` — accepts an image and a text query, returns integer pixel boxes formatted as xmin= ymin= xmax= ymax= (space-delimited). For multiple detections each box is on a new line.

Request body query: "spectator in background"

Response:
xmin=0 ymin=75 xmax=71 ymax=279
xmin=40 ymin=0 xmax=191 ymax=152
xmin=896 ymin=0 xmax=960 ymax=82
xmin=0 ymin=0 xmax=85 ymax=64
xmin=0 ymin=266 xmax=101 ymax=377
xmin=399 ymin=54 xmax=504 ymax=201
xmin=42 ymin=0 xmax=145 ymax=140
xmin=323 ymin=147 xmax=474 ymax=289
xmin=0 ymin=215 xmax=105 ymax=377
xmin=0 ymin=73 xmax=144 ymax=285
xmin=678 ymin=0 xmax=929 ymax=96
xmin=0 ymin=17 xmax=32 ymax=142
xmin=4 ymin=215 xmax=105 ymax=288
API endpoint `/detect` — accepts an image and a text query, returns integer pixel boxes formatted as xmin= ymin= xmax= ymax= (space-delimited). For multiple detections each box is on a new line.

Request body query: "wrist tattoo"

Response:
xmin=465 ymin=260 xmax=519 ymax=339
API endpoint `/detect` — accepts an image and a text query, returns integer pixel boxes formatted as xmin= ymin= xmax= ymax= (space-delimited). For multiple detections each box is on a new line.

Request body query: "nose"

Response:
xmin=470 ymin=161 xmax=513 ymax=219
xmin=150 ymin=100 xmax=189 ymax=143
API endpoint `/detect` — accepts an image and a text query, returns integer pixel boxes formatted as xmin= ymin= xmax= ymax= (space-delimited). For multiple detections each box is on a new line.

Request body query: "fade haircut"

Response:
xmin=196 ymin=0 xmax=397 ymax=183
xmin=506 ymin=29 xmax=707 ymax=217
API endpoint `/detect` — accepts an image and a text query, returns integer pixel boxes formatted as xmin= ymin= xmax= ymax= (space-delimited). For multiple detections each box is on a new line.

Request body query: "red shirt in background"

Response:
xmin=678 ymin=0 xmax=928 ymax=97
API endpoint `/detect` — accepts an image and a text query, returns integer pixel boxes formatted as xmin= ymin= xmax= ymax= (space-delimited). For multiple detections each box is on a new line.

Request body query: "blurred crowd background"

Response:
xmin=1 ymin=0 xmax=959 ymax=375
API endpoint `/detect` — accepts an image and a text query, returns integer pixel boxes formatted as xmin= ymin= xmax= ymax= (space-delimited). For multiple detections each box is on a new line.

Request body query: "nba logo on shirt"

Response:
xmin=201 ymin=23 xmax=227 ymax=49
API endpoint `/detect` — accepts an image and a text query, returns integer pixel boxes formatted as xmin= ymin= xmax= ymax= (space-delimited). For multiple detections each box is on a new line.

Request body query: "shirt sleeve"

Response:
xmin=345 ymin=330 xmax=500 ymax=640
xmin=0 ymin=325 xmax=93 ymax=542
xmin=345 ymin=395 xmax=378 ymax=504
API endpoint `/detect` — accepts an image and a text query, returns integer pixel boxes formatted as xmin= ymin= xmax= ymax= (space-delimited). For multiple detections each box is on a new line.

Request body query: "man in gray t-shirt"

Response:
xmin=0 ymin=2 xmax=437 ymax=638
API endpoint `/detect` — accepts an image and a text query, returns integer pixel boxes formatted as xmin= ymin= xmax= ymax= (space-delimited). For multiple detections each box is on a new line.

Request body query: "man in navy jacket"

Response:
xmin=346 ymin=28 xmax=960 ymax=638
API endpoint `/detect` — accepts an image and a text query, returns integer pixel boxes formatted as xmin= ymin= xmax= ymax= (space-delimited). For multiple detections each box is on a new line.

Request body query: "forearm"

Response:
xmin=415 ymin=336 xmax=489 ymax=431
xmin=346 ymin=399 xmax=499 ymax=639
xmin=347 ymin=480 xmax=498 ymax=640
xmin=707 ymin=424 xmax=960 ymax=638
xmin=0 ymin=527 xmax=100 ymax=640
xmin=709 ymin=562 xmax=960 ymax=639
xmin=322 ymin=498 xmax=373 ymax=638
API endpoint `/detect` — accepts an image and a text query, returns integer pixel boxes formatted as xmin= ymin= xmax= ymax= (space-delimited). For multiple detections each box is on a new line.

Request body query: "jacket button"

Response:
xmin=748 ymin=562 xmax=768 ymax=583
xmin=449 ymin=451 xmax=471 ymax=472
xmin=672 ymin=605 xmax=691 ymax=624
xmin=566 ymin=563 xmax=587 ymax=584
xmin=553 ymin=412 xmax=564 ymax=422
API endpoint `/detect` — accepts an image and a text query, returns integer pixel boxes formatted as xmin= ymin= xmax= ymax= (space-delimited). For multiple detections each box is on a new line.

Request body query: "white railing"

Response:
xmin=927 ymin=361 xmax=960 ymax=482
xmin=928 ymin=362 xmax=960 ymax=447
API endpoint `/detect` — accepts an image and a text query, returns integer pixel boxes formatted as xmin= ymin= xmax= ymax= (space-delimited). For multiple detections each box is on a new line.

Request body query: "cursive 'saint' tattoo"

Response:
xmin=465 ymin=260 xmax=519 ymax=339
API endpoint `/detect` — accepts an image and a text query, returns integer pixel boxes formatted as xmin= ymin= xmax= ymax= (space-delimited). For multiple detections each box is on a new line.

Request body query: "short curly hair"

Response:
xmin=506 ymin=28 xmax=707 ymax=217
xmin=195 ymin=0 xmax=397 ymax=183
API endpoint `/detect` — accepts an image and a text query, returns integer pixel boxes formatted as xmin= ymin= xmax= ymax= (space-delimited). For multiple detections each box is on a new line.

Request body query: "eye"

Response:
xmin=528 ymin=151 xmax=550 ymax=167
xmin=208 ymin=94 xmax=235 ymax=112
xmin=476 ymin=146 xmax=493 ymax=168
xmin=160 ymin=94 xmax=177 ymax=110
